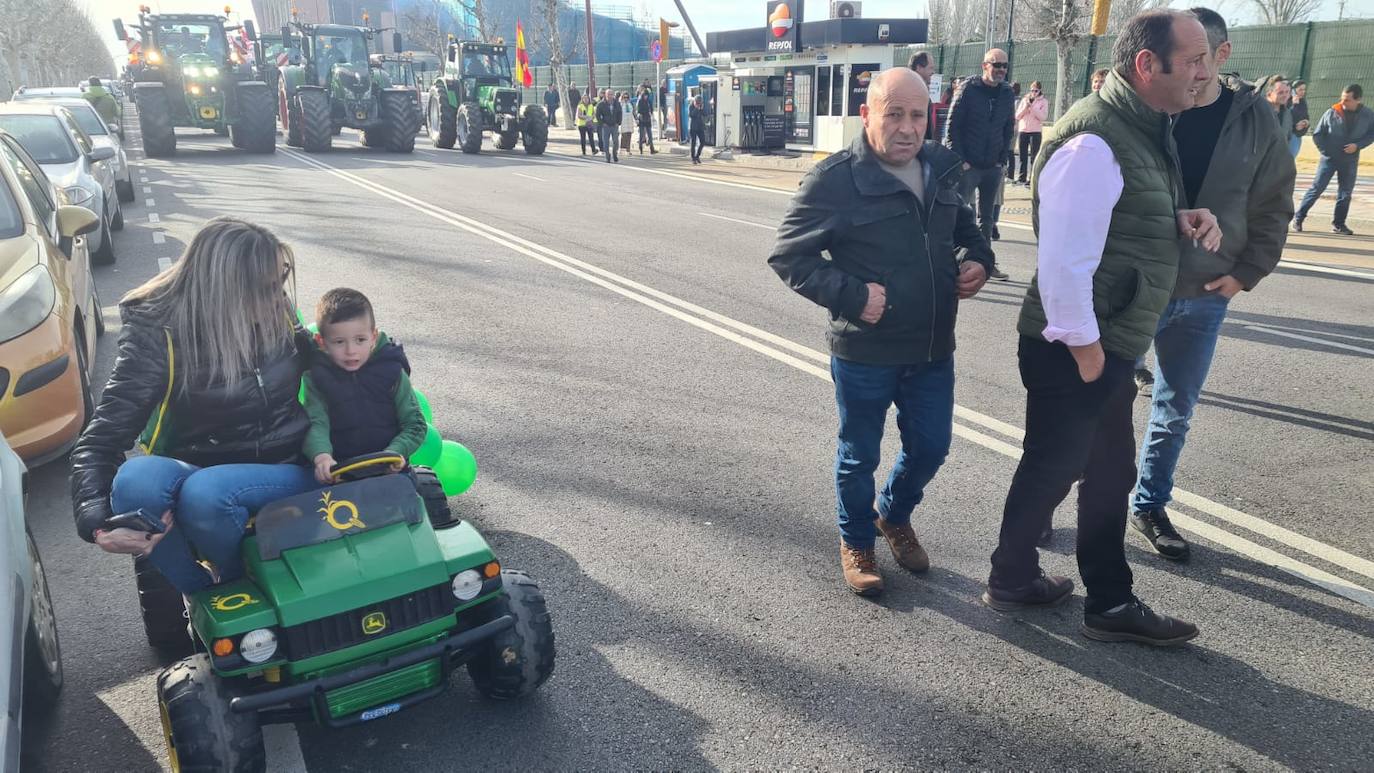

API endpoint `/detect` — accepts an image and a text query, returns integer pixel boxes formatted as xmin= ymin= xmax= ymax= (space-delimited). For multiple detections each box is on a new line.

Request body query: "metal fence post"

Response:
xmin=1298 ymin=21 xmax=1315 ymax=81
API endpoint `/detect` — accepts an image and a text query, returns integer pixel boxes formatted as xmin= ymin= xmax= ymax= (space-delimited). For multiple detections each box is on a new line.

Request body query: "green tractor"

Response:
xmin=277 ymin=20 xmax=418 ymax=153
xmin=113 ymin=10 xmax=276 ymax=156
xmin=427 ymin=39 xmax=547 ymax=155
xmin=139 ymin=453 xmax=556 ymax=770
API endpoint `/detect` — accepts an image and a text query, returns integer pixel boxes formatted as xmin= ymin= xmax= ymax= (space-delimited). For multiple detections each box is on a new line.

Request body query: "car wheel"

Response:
xmin=92 ymin=283 xmax=106 ymax=337
xmin=117 ymin=176 xmax=135 ymax=203
xmin=75 ymin=326 xmax=94 ymax=428
xmin=23 ymin=531 xmax=63 ymax=714
xmin=111 ymin=196 xmax=124 ymax=231
xmin=92 ymin=216 xmax=116 ymax=265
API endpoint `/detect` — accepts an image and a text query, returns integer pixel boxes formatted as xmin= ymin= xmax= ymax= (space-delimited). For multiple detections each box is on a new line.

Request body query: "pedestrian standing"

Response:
xmin=1267 ymin=77 xmax=1294 ymax=142
xmin=577 ymin=94 xmax=598 ymax=155
xmin=636 ymin=87 xmax=658 ymax=154
xmin=1130 ymin=8 xmax=1294 ymax=564
xmin=619 ymin=92 xmax=634 ymax=154
xmin=567 ymin=82 xmax=581 ymax=117
xmin=659 ymin=79 xmax=669 ymax=133
xmin=1294 ymin=84 xmax=1373 ymax=235
xmin=983 ymin=9 xmax=1219 ymax=646
xmin=908 ymin=51 xmax=937 ymax=141
xmin=767 ymin=68 xmax=994 ymax=596
xmin=544 ymin=83 xmax=560 ymax=127
xmin=945 ymin=48 xmax=1013 ymax=280
xmin=1289 ymin=80 xmax=1310 ymax=158
xmin=688 ymin=96 xmax=707 ymax=164
xmin=1015 ymin=81 xmax=1049 ymax=184
xmin=596 ymin=89 xmax=620 ymax=163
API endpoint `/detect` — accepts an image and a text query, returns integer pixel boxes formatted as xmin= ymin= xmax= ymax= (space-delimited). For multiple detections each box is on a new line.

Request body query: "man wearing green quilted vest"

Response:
xmin=983 ymin=9 xmax=1221 ymax=647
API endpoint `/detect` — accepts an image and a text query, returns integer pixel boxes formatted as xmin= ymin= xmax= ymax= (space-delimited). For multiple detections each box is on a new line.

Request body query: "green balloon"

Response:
xmin=433 ymin=440 xmax=477 ymax=496
xmin=411 ymin=425 xmax=442 ymax=466
xmin=414 ymin=389 xmax=434 ymax=424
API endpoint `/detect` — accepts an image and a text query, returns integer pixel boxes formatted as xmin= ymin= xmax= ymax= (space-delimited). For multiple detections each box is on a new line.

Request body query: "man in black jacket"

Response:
xmin=946 ymin=48 xmax=1014 ymax=280
xmin=595 ymin=89 xmax=621 ymax=162
xmin=636 ymin=86 xmax=657 ymax=154
xmin=768 ymin=68 xmax=994 ymax=596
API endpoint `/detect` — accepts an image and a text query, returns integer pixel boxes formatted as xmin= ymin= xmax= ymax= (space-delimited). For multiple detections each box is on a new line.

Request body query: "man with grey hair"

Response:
xmin=768 ymin=68 xmax=993 ymax=596
xmin=945 ymin=47 xmax=1014 ymax=279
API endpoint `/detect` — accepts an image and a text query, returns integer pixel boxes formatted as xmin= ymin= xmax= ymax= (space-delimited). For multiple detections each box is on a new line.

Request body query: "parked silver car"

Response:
xmin=9 ymin=87 xmax=83 ymax=102
xmin=0 ymin=104 xmax=120 ymax=264
xmin=30 ymin=99 xmax=134 ymax=204
xmin=0 ymin=432 xmax=64 ymax=769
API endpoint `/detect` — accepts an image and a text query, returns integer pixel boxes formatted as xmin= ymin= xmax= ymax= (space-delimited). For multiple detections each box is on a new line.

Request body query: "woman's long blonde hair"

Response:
xmin=122 ymin=217 xmax=297 ymax=388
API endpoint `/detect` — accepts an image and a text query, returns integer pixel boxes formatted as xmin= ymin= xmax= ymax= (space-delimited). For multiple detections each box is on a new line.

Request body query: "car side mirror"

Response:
xmin=57 ymin=205 xmax=100 ymax=238
xmin=89 ymin=146 xmax=116 ymax=162
xmin=392 ymin=32 xmax=403 ymax=54
xmin=243 ymin=19 xmax=258 ymax=41
xmin=114 ymin=19 xmax=128 ymax=41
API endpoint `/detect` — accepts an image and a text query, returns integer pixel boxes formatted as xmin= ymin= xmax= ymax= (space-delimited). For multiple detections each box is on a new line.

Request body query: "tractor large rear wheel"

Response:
xmin=380 ymin=90 xmax=417 ymax=153
xmin=135 ymin=85 xmax=177 ymax=157
xmin=428 ymin=92 xmax=456 ymax=149
xmin=298 ymin=89 xmax=332 ymax=152
xmin=520 ymin=105 xmax=548 ymax=156
xmin=234 ymin=84 xmax=276 ymax=153
xmin=456 ymin=102 xmax=483 ymax=154
xmin=280 ymin=82 xmax=302 ymax=147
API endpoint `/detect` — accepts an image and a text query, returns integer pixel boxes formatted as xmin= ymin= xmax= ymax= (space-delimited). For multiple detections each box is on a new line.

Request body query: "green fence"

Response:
xmin=519 ymin=59 xmax=693 ymax=106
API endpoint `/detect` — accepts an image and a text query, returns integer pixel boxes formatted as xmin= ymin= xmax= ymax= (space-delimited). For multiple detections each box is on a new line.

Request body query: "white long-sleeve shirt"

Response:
xmin=1036 ymin=133 xmax=1125 ymax=346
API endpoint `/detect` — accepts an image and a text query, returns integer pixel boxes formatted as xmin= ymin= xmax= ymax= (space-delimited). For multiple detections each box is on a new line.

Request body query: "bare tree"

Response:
xmin=0 ymin=0 xmax=115 ymax=94
xmin=1107 ymin=0 xmax=1170 ymax=34
xmin=926 ymin=0 xmax=986 ymax=45
xmin=526 ymin=0 xmax=584 ymax=125
xmin=399 ymin=0 xmax=447 ymax=59
xmin=1248 ymin=0 xmax=1323 ymax=24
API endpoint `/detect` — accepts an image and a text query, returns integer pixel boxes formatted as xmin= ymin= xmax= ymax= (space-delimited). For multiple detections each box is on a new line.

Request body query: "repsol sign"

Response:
xmin=766 ymin=0 xmax=800 ymax=53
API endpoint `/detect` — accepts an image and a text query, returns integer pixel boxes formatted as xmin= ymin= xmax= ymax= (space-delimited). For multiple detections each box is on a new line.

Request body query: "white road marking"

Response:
xmin=1279 ymin=260 xmax=1374 ymax=279
xmin=263 ymin=724 xmax=310 ymax=773
xmin=145 ymin=198 xmax=156 ymax=207
xmin=142 ymin=186 xmax=153 ymax=194
xmin=278 ymin=147 xmax=1374 ymax=608
xmin=1242 ymin=324 xmax=1374 ymax=356
xmin=513 ymin=172 xmax=547 ymax=182
xmin=157 ymin=257 xmax=173 ymax=272
xmin=698 ymin=212 xmax=775 ymax=230
xmin=152 ymin=231 xmax=166 ymax=244
xmin=148 ymin=213 xmax=160 ymax=223
xmin=1236 ymin=321 xmax=1374 ymax=343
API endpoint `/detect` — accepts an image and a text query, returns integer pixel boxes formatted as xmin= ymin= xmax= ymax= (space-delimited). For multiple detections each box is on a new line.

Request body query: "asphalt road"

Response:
xmin=18 ymin=120 xmax=1374 ymax=772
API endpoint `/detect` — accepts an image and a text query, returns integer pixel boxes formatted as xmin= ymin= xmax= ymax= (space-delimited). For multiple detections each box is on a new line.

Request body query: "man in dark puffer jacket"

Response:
xmin=945 ymin=48 xmax=1015 ymax=279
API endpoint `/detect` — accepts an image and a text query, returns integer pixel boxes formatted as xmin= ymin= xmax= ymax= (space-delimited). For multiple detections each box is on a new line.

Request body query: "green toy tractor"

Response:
xmin=276 ymin=20 xmax=418 ymax=153
xmin=138 ymin=453 xmax=555 ymax=771
xmin=113 ymin=10 xmax=276 ymax=156
xmin=426 ymin=39 xmax=547 ymax=155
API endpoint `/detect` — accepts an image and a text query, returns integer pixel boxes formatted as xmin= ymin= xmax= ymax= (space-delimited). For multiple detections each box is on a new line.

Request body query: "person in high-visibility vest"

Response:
xmin=578 ymin=95 xmax=599 ymax=155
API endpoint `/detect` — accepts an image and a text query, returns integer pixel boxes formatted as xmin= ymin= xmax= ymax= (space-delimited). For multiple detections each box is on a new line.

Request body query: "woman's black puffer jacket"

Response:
xmin=70 ymin=300 xmax=311 ymax=542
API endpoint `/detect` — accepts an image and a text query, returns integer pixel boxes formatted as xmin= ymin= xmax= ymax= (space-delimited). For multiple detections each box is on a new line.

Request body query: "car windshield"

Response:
xmin=0 ymin=179 xmax=21 ymax=239
xmin=157 ymin=22 xmax=227 ymax=60
xmin=462 ymin=50 xmax=510 ymax=78
xmin=0 ymin=115 xmax=78 ymax=164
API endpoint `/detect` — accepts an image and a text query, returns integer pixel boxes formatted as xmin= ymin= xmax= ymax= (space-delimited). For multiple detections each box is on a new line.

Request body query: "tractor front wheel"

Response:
xmin=157 ymin=655 xmax=264 ymax=773
xmin=466 ymin=570 xmax=556 ymax=699
xmin=428 ymin=92 xmax=456 ymax=149
xmin=235 ymin=84 xmax=277 ymax=153
xmin=134 ymin=85 xmax=176 ymax=157
xmin=297 ymin=89 xmax=332 ymax=152
xmin=380 ymin=90 xmax=417 ymax=153
xmin=494 ymin=126 xmax=518 ymax=150
xmin=520 ymin=105 xmax=548 ymax=156
xmin=456 ymin=102 xmax=483 ymax=154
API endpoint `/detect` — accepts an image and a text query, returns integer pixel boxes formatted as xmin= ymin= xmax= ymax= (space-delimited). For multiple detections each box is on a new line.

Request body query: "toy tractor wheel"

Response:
xmin=134 ymin=85 xmax=177 ymax=157
xmin=234 ymin=84 xmax=277 ymax=153
xmin=280 ymin=83 xmax=303 ymax=148
xmin=520 ymin=105 xmax=548 ymax=156
xmin=456 ymin=102 xmax=483 ymax=154
xmin=158 ymin=654 xmax=265 ymax=773
xmin=135 ymin=557 xmax=194 ymax=657
xmin=414 ymin=467 xmax=454 ymax=528
xmin=427 ymin=92 xmax=456 ymax=149
xmin=297 ymin=89 xmax=332 ymax=153
xmin=466 ymin=570 xmax=555 ymax=699
xmin=380 ymin=90 xmax=417 ymax=153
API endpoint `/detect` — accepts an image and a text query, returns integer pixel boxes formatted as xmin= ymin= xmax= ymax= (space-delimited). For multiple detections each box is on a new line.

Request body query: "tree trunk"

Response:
xmin=1054 ymin=36 xmax=1074 ymax=120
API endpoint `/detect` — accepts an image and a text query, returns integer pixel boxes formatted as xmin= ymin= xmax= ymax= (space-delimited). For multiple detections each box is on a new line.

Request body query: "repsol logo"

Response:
xmin=767 ymin=40 xmax=793 ymax=52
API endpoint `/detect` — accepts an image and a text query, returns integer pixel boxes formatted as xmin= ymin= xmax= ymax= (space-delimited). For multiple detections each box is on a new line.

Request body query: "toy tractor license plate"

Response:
xmin=360 ymin=702 xmax=402 ymax=722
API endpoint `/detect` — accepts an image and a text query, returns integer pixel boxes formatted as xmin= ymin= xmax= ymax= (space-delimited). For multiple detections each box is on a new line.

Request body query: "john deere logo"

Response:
xmin=362 ymin=612 xmax=387 ymax=635
xmin=319 ymin=490 xmax=365 ymax=531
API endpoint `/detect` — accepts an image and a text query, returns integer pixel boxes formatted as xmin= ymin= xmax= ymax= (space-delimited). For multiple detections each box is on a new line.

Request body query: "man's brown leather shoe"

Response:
xmin=875 ymin=518 xmax=930 ymax=573
xmin=840 ymin=543 xmax=884 ymax=596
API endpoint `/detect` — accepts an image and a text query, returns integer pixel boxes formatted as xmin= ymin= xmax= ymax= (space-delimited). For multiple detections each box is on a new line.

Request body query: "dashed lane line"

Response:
xmin=157 ymin=257 xmax=172 ymax=272
xmin=142 ymin=186 xmax=153 ymax=194
xmin=145 ymin=198 xmax=156 ymax=207
xmin=152 ymin=231 xmax=165 ymax=244
xmin=148 ymin=213 xmax=160 ymax=223
xmin=278 ymin=146 xmax=1374 ymax=608
xmin=512 ymin=172 xmax=547 ymax=182
xmin=698 ymin=212 xmax=775 ymax=230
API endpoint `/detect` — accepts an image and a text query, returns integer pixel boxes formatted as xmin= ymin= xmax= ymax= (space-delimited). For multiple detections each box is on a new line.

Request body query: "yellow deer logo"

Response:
xmin=362 ymin=612 xmax=388 ymax=635
xmin=318 ymin=490 xmax=366 ymax=531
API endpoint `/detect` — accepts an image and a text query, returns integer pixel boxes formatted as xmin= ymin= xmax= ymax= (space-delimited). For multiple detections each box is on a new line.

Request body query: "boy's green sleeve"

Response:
xmin=385 ymin=371 xmax=428 ymax=459
xmin=301 ymin=373 xmax=335 ymax=460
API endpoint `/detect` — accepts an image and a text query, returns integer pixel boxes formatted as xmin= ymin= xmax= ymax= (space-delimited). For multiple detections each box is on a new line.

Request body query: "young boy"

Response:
xmin=303 ymin=288 xmax=428 ymax=484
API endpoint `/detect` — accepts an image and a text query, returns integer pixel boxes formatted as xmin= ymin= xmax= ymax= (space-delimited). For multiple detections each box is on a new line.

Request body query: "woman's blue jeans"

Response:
xmin=110 ymin=456 xmax=318 ymax=594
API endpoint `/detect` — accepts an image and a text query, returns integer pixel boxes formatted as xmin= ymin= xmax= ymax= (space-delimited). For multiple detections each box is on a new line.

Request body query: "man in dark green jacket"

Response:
xmin=984 ymin=9 xmax=1220 ymax=646
xmin=769 ymin=68 xmax=993 ymax=596
xmin=1130 ymin=9 xmax=1295 ymax=563
xmin=83 ymin=77 xmax=121 ymax=126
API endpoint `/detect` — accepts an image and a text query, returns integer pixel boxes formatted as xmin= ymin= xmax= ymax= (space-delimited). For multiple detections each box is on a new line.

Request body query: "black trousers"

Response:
xmin=578 ymin=125 xmax=598 ymax=153
xmin=989 ymin=336 xmax=1137 ymax=614
xmin=1018 ymin=131 xmax=1043 ymax=182
xmin=638 ymin=122 xmax=656 ymax=152
xmin=690 ymin=130 xmax=705 ymax=161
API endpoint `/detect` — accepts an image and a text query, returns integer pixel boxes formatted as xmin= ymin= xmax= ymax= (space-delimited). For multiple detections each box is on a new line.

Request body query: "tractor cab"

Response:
xmin=446 ymin=41 xmax=513 ymax=94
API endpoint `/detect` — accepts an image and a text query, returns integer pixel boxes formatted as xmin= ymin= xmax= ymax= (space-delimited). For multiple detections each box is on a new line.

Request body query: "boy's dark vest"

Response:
xmin=310 ymin=342 xmax=409 ymax=460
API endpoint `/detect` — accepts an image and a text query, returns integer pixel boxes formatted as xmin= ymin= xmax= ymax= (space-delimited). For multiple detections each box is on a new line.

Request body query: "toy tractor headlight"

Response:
xmin=451 ymin=570 xmax=483 ymax=601
xmin=240 ymin=628 xmax=279 ymax=663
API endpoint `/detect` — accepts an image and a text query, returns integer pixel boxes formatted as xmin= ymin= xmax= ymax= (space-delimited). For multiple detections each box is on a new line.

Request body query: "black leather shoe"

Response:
xmin=987 ymin=264 xmax=1010 ymax=281
xmin=982 ymin=572 xmax=1074 ymax=611
xmin=1036 ymin=524 xmax=1053 ymax=548
xmin=1292 ymin=218 xmax=1303 ymax=232
xmin=1130 ymin=509 xmax=1190 ymax=561
xmin=1083 ymin=599 xmax=1198 ymax=646
xmin=1333 ymin=224 xmax=1355 ymax=235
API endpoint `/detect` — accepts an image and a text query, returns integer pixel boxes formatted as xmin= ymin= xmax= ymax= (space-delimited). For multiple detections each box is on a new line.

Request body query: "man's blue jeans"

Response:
xmin=832 ymin=356 xmax=954 ymax=550
xmin=1132 ymin=294 xmax=1231 ymax=513
xmin=111 ymin=456 xmax=318 ymax=594
xmin=1296 ymin=154 xmax=1358 ymax=227
xmin=1288 ymin=134 xmax=1302 ymax=158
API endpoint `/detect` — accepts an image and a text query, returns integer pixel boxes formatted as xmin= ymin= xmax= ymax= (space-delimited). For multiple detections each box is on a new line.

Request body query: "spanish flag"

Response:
xmin=515 ymin=20 xmax=533 ymax=88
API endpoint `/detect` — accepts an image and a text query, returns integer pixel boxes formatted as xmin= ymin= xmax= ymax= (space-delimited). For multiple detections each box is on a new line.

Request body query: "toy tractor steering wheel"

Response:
xmin=329 ymin=452 xmax=407 ymax=482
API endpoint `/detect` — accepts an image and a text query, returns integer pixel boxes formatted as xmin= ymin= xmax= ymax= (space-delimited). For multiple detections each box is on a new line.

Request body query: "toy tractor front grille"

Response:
xmin=282 ymin=582 xmax=452 ymax=659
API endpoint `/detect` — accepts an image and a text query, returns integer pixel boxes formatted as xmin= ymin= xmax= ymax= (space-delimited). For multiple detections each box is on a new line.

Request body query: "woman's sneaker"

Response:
xmin=1130 ymin=509 xmax=1190 ymax=561
xmin=1082 ymin=599 xmax=1198 ymax=646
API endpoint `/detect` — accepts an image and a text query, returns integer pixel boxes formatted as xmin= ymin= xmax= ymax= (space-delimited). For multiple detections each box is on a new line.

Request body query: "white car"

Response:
xmin=0 ymin=432 xmax=64 ymax=768
xmin=31 ymin=99 xmax=135 ymax=204
xmin=0 ymin=104 xmax=120 ymax=265
xmin=9 ymin=87 xmax=83 ymax=102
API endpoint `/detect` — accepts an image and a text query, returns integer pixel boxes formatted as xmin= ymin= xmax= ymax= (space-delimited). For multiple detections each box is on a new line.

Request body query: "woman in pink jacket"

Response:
xmin=1014 ymin=81 xmax=1049 ymax=185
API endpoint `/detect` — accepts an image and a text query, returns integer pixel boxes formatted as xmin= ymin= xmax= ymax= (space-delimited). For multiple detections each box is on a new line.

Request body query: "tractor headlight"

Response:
xmin=146 ymin=49 xmax=163 ymax=65
xmin=202 ymin=66 xmax=219 ymax=77
xmin=184 ymin=66 xmax=200 ymax=77
xmin=63 ymin=186 xmax=94 ymax=206
xmin=239 ymin=628 xmax=278 ymax=663
xmin=0 ymin=265 xmax=56 ymax=345
xmin=451 ymin=570 xmax=483 ymax=601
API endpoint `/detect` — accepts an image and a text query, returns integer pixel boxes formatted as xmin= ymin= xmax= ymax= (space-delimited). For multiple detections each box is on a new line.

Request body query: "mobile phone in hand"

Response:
xmin=105 ymin=508 xmax=167 ymax=534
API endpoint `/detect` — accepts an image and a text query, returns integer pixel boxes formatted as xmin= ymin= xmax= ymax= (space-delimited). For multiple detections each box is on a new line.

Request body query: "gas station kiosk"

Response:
xmin=664 ymin=63 xmax=718 ymax=143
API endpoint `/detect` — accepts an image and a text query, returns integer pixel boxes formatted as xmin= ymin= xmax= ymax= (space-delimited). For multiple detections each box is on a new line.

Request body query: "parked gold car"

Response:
xmin=0 ymin=129 xmax=104 ymax=466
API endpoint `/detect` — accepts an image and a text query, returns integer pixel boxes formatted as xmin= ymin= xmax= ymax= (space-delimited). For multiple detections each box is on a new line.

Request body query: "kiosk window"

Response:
xmin=816 ymin=67 xmax=830 ymax=116
xmin=830 ymin=65 xmax=845 ymax=116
